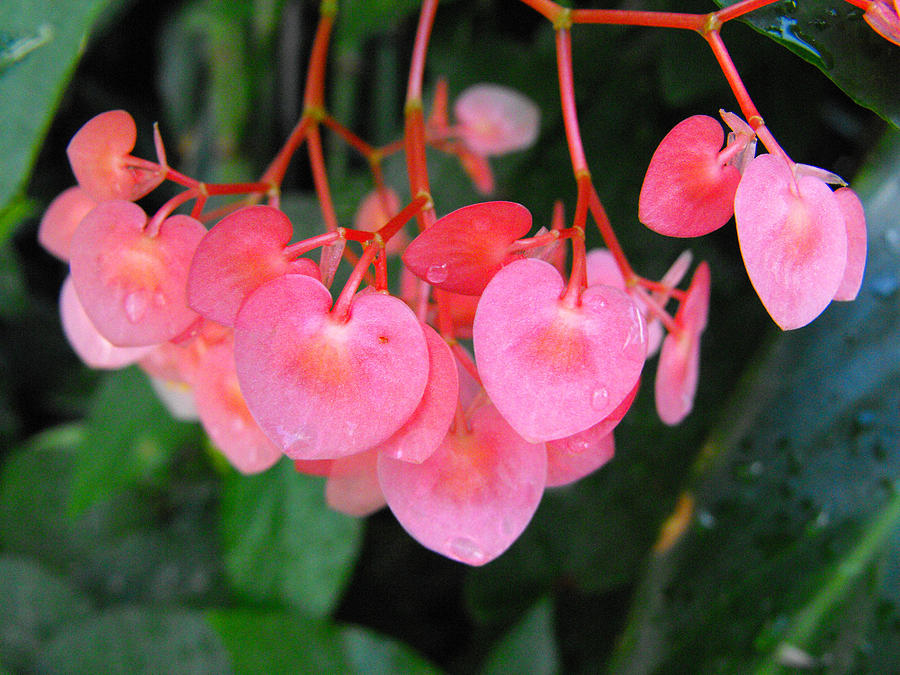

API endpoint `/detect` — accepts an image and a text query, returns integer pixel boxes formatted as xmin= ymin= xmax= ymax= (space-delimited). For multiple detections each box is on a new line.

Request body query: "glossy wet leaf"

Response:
xmin=0 ymin=0 xmax=118 ymax=224
xmin=610 ymin=131 xmax=900 ymax=673
xmin=717 ymin=0 xmax=900 ymax=128
xmin=219 ymin=458 xmax=363 ymax=616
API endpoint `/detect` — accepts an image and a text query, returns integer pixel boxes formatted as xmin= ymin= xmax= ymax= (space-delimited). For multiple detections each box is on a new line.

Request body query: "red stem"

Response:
xmin=555 ymin=28 xmax=589 ymax=177
xmin=307 ymin=124 xmax=340 ymax=232
xmin=332 ymin=243 xmax=379 ymax=322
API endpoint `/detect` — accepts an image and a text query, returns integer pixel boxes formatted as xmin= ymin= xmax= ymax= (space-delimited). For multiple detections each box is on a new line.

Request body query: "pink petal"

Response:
xmin=59 ymin=276 xmax=154 ymax=369
xmin=193 ymin=338 xmax=282 ymax=474
xmin=70 ymin=202 xmax=206 ymax=346
xmin=187 ymin=206 xmax=319 ymax=326
xmin=453 ymin=84 xmax=540 ymax=157
xmin=473 ymin=258 xmax=646 ymax=442
xmin=402 ymin=201 xmax=531 ymax=296
xmin=66 ymin=110 xmax=163 ymax=202
xmin=546 ymin=430 xmax=615 ymax=488
xmin=234 ymin=275 xmax=429 ymax=459
xmin=38 ymin=187 xmax=97 ymax=261
xmin=378 ymin=404 xmax=546 ymax=566
xmin=326 ymin=449 xmax=386 ymax=517
xmin=376 ymin=323 xmax=458 ymax=464
xmin=832 ymin=187 xmax=867 ymax=301
xmin=735 ymin=155 xmax=847 ymax=330
xmin=639 ymin=115 xmax=742 ymax=237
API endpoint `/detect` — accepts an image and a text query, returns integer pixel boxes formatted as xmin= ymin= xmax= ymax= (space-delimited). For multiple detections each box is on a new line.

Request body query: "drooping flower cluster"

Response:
xmin=38 ymin=0 xmax=887 ymax=566
xmin=638 ymin=110 xmax=867 ymax=331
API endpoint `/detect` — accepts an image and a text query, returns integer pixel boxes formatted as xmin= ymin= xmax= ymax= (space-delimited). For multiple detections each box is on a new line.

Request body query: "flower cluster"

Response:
xmin=37 ymin=0 xmax=888 ymax=565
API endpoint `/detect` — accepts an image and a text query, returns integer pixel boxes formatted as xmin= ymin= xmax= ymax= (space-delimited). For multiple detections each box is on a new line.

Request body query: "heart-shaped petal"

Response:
xmin=735 ymin=155 xmax=847 ymax=330
xmin=70 ymin=201 xmax=206 ymax=346
xmin=193 ymin=337 xmax=283 ymax=474
xmin=639 ymin=115 xmax=742 ymax=237
xmin=188 ymin=205 xmax=320 ymax=326
xmin=473 ymin=258 xmax=646 ymax=442
xmin=66 ymin=110 xmax=164 ymax=202
xmin=378 ymin=403 xmax=546 ymax=566
xmin=402 ymin=201 xmax=530 ymax=296
xmin=234 ymin=274 xmax=429 ymax=459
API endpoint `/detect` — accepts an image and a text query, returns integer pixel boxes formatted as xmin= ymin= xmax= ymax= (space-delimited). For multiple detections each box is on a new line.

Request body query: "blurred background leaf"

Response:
xmin=220 ymin=458 xmax=363 ymax=617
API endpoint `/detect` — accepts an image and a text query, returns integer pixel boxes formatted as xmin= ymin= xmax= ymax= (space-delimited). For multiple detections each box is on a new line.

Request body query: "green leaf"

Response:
xmin=0 ymin=0 xmax=117 ymax=223
xmin=219 ymin=458 xmax=363 ymax=616
xmin=610 ymin=130 xmax=900 ymax=673
xmin=69 ymin=366 xmax=201 ymax=514
xmin=340 ymin=625 xmax=443 ymax=675
xmin=0 ymin=555 xmax=92 ymax=672
xmin=481 ymin=597 xmax=561 ymax=675
xmin=717 ymin=0 xmax=900 ymax=128
xmin=0 ymin=425 xmax=154 ymax=572
xmin=207 ymin=609 xmax=349 ymax=674
xmin=35 ymin=606 xmax=229 ymax=675
xmin=207 ymin=609 xmax=444 ymax=674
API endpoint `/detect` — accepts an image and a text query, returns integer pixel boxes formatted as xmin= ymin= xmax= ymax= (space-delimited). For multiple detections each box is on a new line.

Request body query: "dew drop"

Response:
xmin=426 ymin=263 xmax=449 ymax=284
xmin=153 ymin=290 xmax=168 ymax=307
xmin=591 ymin=388 xmax=609 ymax=410
xmin=448 ymin=536 xmax=486 ymax=564
xmin=124 ymin=290 xmax=149 ymax=323
xmin=565 ymin=434 xmax=592 ymax=454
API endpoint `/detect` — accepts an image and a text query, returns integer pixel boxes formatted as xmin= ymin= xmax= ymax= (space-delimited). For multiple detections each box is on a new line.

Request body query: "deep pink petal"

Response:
xmin=402 ymin=201 xmax=531 ymax=296
xmin=639 ymin=115 xmax=742 ymax=237
xmin=546 ymin=430 xmax=615 ymax=487
xmin=376 ymin=323 xmax=458 ymax=463
xmin=326 ymin=449 xmax=386 ymax=517
xmin=187 ymin=205 xmax=320 ymax=326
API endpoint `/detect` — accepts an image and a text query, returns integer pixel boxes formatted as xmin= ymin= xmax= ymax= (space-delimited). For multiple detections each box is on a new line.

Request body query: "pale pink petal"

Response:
xmin=326 ymin=449 xmax=386 ymax=517
xmin=832 ymin=187 xmax=867 ymax=301
xmin=378 ymin=404 xmax=546 ymax=566
xmin=454 ymin=84 xmax=540 ymax=157
xmin=735 ymin=155 xmax=847 ymax=330
xmin=39 ymin=187 xmax=97 ymax=261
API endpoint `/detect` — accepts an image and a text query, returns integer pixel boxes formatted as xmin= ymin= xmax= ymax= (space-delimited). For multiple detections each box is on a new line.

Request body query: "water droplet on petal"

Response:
xmin=426 ymin=263 xmax=449 ymax=284
xmin=153 ymin=290 xmax=167 ymax=307
xmin=124 ymin=290 xmax=149 ymax=323
xmin=448 ymin=536 xmax=486 ymax=564
xmin=566 ymin=435 xmax=592 ymax=454
xmin=591 ymin=388 xmax=609 ymax=410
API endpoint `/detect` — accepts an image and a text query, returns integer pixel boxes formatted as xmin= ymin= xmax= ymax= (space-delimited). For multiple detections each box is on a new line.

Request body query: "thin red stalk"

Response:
xmin=321 ymin=114 xmax=376 ymax=158
xmin=307 ymin=124 xmax=340 ymax=232
xmin=283 ymin=230 xmax=343 ymax=259
xmin=332 ymin=243 xmax=379 ymax=321
xmin=303 ymin=4 xmax=335 ymax=109
xmin=375 ymin=249 xmax=389 ymax=291
xmin=145 ymin=188 xmax=199 ymax=237
xmin=261 ymin=115 xmax=312 ymax=186
xmin=507 ymin=229 xmax=560 ymax=254
xmin=715 ymin=0 xmax=785 ymax=23
xmin=633 ymin=286 xmax=680 ymax=335
xmin=638 ymin=277 xmax=687 ymax=301
xmin=406 ymin=0 xmax=439 ymax=102
xmin=517 ymin=0 xmax=565 ymax=23
xmin=377 ymin=193 xmax=431 ymax=244
xmin=203 ymin=181 xmax=274 ymax=196
xmin=555 ymin=28 xmax=589 ymax=177
xmin=588 ymin=185 xmax=635 ymax=280
xmin=571 ymin=9 xmax=705 ymax=30
xmin=451 ymin=342 xmax=482 ymax=387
